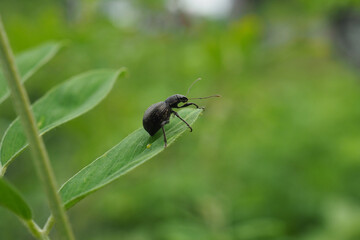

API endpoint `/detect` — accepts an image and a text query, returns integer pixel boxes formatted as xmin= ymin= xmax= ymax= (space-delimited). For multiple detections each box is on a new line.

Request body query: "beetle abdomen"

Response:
xmin=143 ymin=102 xmax=171 ymax=136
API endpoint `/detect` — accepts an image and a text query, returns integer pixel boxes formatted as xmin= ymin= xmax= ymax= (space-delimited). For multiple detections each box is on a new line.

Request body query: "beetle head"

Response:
xmin=165 ymin=94 xmax=188 ymax=107
xmin=177 ymin=94 xmax=188 ymax=103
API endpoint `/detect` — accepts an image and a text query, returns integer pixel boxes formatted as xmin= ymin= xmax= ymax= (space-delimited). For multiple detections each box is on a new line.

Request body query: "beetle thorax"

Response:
xmin=165 ymin=94 xmax=188 ymax=107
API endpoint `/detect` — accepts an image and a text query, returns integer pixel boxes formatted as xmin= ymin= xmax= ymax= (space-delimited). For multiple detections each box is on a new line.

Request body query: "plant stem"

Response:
xmin=43 ymin=215 xmax=55 ymax=235
xmin=0 ymin=16 xmax=75 ymax=240
xmin=24 ymin=219 xmax=50 ymax=240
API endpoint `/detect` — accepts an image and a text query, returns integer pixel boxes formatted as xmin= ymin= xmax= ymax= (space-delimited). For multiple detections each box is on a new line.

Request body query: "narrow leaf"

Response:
xmin=0 ymin=42 xmax=62 ymax=104
xmin=0 ymin=178 xmax=32 ymax=220
xmin=0 ymin=69 xmax=124 ymax=169
xmin=60 ymin=108 xmax=203 ymax=209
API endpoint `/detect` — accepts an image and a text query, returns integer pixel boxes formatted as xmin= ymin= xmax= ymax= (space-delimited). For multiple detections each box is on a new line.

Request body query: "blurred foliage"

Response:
xmin=1 ymin=0 xmax=360 ymax=239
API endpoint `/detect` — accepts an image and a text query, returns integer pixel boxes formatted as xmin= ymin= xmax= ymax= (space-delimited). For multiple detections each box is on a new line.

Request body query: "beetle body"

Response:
xmin=143 ymin=94 xmax=199 ymax=147
xmin=143 ymin=101 xmax=171 ymax=136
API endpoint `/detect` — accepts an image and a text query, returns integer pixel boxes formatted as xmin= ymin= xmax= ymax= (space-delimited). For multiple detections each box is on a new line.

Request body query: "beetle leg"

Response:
xmin=161 ymin=120 xmax=169 ymax=148
xmin=171 ymin=111 xmax=193 ymax=132
xmin=175 ymin=102 xmax=204 ymax=109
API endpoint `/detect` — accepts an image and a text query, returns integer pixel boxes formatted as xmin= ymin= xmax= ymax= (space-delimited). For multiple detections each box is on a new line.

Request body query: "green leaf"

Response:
xmin=0 ymin=69 xmax=124 ymax=169
xmin=60 ymin=108 xmax=203 ymax=209
xmin=0 ymin=178 xmax=32 ymax=220
xmin=0 ymin=42 xmax=62 ymax=104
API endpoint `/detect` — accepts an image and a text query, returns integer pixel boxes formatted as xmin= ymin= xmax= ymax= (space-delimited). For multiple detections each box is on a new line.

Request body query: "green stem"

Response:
xmin=0 ymin=16 xmax=75 ymax=240
xmin=24 ymin=219 xmax=50 ymax=240
xmin=43 ymin=215 xmax=55 ymax=235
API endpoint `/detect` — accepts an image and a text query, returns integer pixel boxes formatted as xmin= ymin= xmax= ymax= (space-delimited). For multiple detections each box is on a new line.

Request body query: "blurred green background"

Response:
xmin=1 ymin=0 xmax=360 ymax=239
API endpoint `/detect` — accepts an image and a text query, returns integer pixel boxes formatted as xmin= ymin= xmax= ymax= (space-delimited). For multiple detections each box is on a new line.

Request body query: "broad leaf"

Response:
xmin=0 ymin=42 xmax=61 ymax=104
xmin=0 ymin=178 xmax=32 ymax=220
xmin=0 ymin=69 xmax=124 ymax=169
xmin=60 ymin=108 xmax=203 ymax=209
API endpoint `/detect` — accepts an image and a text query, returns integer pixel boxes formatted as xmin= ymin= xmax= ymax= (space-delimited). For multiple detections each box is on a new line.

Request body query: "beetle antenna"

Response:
xmin=189 ymin=95 xmax=221 ymax=100
xmin=187 ymin=78 xmax=202 ymax=95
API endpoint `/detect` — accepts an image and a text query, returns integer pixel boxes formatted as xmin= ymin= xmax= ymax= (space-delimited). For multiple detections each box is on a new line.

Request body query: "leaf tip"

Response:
xmin=57 ymin=39 xmax=71 ymax=49
xmin=117 ymin=67 xmax=128 ymax=78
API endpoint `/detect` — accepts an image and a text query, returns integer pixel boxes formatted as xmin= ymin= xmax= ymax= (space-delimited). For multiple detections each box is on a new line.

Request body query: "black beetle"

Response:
xmin=142 ymin=80 xmax=219 ymax=148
